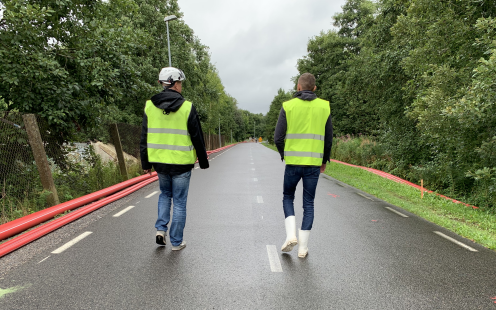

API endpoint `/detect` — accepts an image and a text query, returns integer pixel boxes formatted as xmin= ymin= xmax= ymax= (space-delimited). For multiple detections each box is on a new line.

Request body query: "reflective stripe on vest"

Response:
xmin=145 ymin=100 xmax=197 ymax=165
xmin=283 ymin=97 xmax=330 ymax=166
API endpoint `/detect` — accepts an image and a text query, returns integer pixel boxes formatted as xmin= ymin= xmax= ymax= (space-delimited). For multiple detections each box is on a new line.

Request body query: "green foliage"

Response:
xmin=264 ymin=89 xmax=292 ymax=143
xmin=0 ymin=0 xmax=260 ymax=142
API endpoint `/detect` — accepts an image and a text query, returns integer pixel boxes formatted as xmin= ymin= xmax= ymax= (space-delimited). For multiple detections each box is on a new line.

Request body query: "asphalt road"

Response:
xmin=1 ymin=143 xmax=495 ymax=309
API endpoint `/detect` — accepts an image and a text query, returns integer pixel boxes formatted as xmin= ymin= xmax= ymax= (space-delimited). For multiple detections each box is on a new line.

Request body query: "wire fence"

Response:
xmin=0 ymin=112 xmax=143 ymax=224
xmin=0 ymin=112 xmax=39 ymax=222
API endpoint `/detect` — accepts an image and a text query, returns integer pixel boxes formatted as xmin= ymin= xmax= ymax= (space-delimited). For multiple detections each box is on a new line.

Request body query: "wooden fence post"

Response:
xmin=22 ymin=114 xmax=60 ymax=207
xmin=109 ymin=124 xmax=128 ymax=181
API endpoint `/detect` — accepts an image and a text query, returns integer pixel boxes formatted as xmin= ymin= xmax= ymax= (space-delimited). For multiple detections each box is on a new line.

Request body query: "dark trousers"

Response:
xmin=282 ymin=165 xmax=320 ymax=230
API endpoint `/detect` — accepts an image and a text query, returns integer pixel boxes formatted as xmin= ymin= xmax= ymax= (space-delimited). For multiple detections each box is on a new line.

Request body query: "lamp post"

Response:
xmin=164 ymin=15 xmax=178 ymax=67
xmin=219 ymin=117 xmax=221 ymax=148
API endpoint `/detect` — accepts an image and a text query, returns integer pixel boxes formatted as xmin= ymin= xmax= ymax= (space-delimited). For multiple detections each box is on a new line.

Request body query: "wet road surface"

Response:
xmin=1 ymin=143 xmax=496 ymax=309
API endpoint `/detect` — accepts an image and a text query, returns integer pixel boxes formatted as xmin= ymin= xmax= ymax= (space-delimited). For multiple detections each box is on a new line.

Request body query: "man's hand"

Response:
xmin=143 ymin=169 xmax=152 ymax=175
xmin=320 ymin=163 xmax=326 ymax=173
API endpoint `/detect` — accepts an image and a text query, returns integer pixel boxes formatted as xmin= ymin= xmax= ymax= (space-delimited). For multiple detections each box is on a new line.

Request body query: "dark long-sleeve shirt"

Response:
xmin=274 ymin=91 xmax=333 ymax=165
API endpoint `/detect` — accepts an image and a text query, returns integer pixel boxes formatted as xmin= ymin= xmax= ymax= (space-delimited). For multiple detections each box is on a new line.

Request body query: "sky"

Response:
xmin=178 ymin=0 xmax=346 ymax=115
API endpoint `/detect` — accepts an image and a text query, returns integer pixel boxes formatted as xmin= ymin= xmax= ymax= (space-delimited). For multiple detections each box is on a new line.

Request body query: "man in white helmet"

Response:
xmin=140 ymin=67 xmax=209 ymax=251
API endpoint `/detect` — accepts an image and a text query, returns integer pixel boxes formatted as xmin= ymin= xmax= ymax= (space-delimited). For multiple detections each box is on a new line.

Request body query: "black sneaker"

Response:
xmin=156 ymin=231 xmax=166 ymax=246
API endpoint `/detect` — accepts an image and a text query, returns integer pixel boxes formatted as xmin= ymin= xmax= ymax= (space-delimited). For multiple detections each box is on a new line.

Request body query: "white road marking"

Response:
xmin=113 ymin=206 xmax=135 ymax=217
xmin=145 ymin=191 xmax=158 ymax=198
xmin=253 ymin=178 xmax=258 ymax=181
xmin=257 ymin=196 xmax=264 ymax=203
xmin=194 ymin=167 xmax=199 ymax=169
xmin=37 ymin=256 xmax=50 ymax=264
xmin=266 ymin=245 xmax=283 ymax=272
xmin=433 ymin=231 xmax=478 ymax=252
xmin=51 ymin=232 xmax=93 ymax=254
xmin=356 ymin=192 xmax=374 ymax=201
xmin=251 ymin=168 xmax=255 ymax=171
xmin=385 ymin=207 xmax=409 ymax=218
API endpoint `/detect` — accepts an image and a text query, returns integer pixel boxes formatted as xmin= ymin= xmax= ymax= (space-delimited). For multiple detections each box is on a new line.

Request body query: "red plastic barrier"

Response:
xmin=330 ymin=159 xmax=478 ymax=209
xmin=0 ymin=177 xmax=158 ymax=258
xmin=0 ymin=172 xmax=158 ymax=241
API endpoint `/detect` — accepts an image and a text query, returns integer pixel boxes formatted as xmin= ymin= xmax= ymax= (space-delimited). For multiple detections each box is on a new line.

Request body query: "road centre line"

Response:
xmin=266 ymin=245 xmax=283 ymax=272
xmin=37 ymin=256 xmax=50 ymax=264
xmin=257 ymin=196 xmax=264 ymax=203
xmin=113 ymin=206 xmax=135 ymax=217
xmin=433 ymin=231 xmax=478 ymax=252
xmin=51 ymin=232 xmax=93 ymax=254
xmin=253 ymin=178 xmax=258 ymax=181
xmin=251 ymin=168 xmax=255 ymax=171
xmin=145 ymin=191 xmax=158 ymax=198
xmin=356 ymin=192 xmax=374 ymax=201
xmin=385 ymin=207 xmax=409 ymax=218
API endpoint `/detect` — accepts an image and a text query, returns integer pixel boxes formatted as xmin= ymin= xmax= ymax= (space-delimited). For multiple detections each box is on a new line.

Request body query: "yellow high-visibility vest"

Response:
xmin=145 ymin=100 xmax=196 ymax=165
xmin=283 ymin=97 xmax=330 ymax=166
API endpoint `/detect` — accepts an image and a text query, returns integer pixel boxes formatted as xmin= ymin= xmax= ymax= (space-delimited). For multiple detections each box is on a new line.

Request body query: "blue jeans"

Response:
xmin=155 ymin=171 xmax=191 ymax=246
xmin=283 ymin=165 xmax=320 ymax=230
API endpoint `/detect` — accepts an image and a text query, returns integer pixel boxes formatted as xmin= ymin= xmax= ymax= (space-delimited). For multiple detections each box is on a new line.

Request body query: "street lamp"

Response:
xmin=164 ymin=15 xmax=178 ymax=67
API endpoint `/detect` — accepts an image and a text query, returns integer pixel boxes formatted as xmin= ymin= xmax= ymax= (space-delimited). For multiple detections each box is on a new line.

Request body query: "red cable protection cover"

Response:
xmin=0 ymin=177 xmax=158 ymax=257
xmin=330 ymin=159 xmax=478 ymax=209
xmin=0 ymin=172 xmax=158 ymax=241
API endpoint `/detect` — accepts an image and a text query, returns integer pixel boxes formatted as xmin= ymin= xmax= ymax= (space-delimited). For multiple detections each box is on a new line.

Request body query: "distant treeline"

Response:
xmin=0 ymin=0 xmax=263 ymax=142
xmin=265 ymin=0 xmax=496 ymax=209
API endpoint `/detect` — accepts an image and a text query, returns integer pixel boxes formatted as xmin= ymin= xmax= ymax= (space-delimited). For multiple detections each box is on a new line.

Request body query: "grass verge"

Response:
xmin=262 ymin=143 xmax=496 ymax=250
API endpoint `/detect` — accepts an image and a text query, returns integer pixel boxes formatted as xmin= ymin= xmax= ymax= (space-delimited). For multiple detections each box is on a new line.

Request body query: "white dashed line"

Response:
xmin=145 ymin=191 xmax=158 ymax=198
xmin=385 ymin=207 xmax=409 ymax=218
xmin=52 ymin=232 xmax=93 ymax=254
xmin=113 ymin=206 xmax=135 ymax=217
xmin=356 ymin=192 xmax=374 ymax=201
xmin=253 ymin=178 xmax=258 ymax=181
xmin=266 ymin=245 xmax=283 ymax=272
xmin=433 ymin=231 xmax=478 ymax=252
xmin=257 ymin=196 xmax=264 ymax=203
xmin=37 ymin=256 xmax=50 ymax=264
xmin=251 ymin=168 xmax=255 ymax=171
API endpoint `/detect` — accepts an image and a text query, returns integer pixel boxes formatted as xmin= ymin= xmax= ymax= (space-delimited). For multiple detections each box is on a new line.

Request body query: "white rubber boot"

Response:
xmin=298 ymin=229 xmax=310 ymax=258
xmin=281 ymin=216 xmax=298 ymax=252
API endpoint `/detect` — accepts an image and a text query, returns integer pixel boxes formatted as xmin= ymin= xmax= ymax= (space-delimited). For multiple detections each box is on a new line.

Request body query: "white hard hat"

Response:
xmin=158 ymin=67 xmax=186 ymax=85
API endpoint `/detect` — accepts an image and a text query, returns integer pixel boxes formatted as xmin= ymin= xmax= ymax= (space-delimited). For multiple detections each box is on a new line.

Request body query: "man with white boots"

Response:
xmin=274 ymin=73 xmax=333 ymax=258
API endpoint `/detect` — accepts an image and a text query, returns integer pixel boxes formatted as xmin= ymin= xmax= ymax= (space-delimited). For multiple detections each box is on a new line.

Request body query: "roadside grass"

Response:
xmin=262 ymin=143 xmax=496 ymax=250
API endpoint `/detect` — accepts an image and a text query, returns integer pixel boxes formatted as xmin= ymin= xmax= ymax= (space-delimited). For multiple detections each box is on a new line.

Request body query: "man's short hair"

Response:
xmin=298 ymin=73 xmax=316 ymax=91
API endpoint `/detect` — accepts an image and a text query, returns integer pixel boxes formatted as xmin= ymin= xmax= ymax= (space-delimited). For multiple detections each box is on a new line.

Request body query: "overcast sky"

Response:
xmin=178 ymin=0 xmax=346 ymax=114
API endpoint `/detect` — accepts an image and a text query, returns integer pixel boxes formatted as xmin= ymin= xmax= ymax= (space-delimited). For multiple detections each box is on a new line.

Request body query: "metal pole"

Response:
xmin=254 ymin=121 xmax=255 ymax=139
xmin=219 ymin=117 xmax=221 ymax=148
xmin=166 ymin=21 xmax=172 ymax=67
